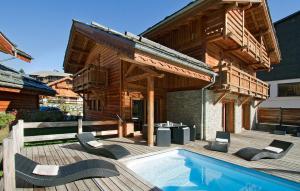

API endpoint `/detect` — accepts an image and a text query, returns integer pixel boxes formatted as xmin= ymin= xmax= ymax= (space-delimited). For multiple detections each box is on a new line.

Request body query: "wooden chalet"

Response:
xmin=0 ymin=33 xmax=55 ymax=112
xmin=47 ymin=76 xmax=80 ymax=102
xmin=64 ymin=0 xmax=280 ymax=145
xmin=64 ymin=21 xmax=217 ymax=146
xmin=141 ymin=0 xmax=280 ymax=136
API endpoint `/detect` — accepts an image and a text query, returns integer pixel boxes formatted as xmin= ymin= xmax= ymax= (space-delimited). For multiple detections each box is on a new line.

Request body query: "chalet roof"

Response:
xmin=140 ymin=0 xmax=281 ymax=64
xmin=257 ymin=11 xmax=300 ymax=81
xmin=0 ymin=32 xmax=33 ymax=63
xmin=30 ymin=71 xmax=71 ymax=78
xmin=0 ymin=64 xmax=56 ymax=95
xmin=64 ymin=20 xmax=216 ymax=78
xmin=47 ymin=76 xmax=72 ymax=86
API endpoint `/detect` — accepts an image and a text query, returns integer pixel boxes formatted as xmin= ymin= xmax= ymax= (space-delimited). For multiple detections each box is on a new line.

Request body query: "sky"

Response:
xmin=0 ymin=0 xmax=299 ymax=74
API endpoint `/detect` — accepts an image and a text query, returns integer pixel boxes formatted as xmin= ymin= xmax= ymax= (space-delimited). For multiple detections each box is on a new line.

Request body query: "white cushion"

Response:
xmin=87 ymin=140 xmax=103 ymax=148
xmin=216 ymin=138 xmax=229 ymax=143
xmin=264 ymin=146 xmax=283 ymax=153
xmin=33 ymin=165 xmax=59 ymax=176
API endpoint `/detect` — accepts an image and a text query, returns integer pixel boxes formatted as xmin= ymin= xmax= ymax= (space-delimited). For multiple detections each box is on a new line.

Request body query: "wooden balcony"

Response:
xmin=73 ymin=65 xmax=108 ymax=93
xmin=205 ymin=9 xmax=270 ymax=70
xmin=215 ymin=64 xmax=269 ymax=99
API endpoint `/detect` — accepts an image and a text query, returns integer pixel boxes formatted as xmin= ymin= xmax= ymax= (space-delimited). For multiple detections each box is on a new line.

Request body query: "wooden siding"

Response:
xmin=258 ymin=108 xmax=300 ymax=125
xmin=0 ymin=91 xmax=38 ymax=112
xmin=83 ymin=45 xmax=121 ymax=120
xmin=216 ymin=64 xmax=269 ymax=99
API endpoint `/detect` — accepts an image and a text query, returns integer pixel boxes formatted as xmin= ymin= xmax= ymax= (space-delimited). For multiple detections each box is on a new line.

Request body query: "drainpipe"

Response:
xmin=200 ymin=74 xmax=216 ymax=140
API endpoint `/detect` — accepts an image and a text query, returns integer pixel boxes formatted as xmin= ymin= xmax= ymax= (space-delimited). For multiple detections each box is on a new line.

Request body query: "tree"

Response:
xmin=19 ymin=68 xmax=25 ymax=74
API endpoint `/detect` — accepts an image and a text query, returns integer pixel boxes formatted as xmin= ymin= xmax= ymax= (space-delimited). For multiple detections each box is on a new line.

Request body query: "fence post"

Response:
xmin=118 ymin=119 xmax=123 ymax=138
xmin=3 ymin=137 xmax=16 ymax=190
xmin=78 ymin=117 xmax=83 ymax=134
xmin=12 ymin=125 xmax=20 ymax=153
xmin=18 ymin=120 xmax=24 ymax=148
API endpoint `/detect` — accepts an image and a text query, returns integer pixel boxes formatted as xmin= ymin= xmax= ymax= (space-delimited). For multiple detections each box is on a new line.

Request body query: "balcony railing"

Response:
xmin=73 ymin=65 xmax=107 ymax=92
xmin=216 ymin=64 xmax=269 ymax=99
xmin=205 ymin=9 xmax=270 ymax=69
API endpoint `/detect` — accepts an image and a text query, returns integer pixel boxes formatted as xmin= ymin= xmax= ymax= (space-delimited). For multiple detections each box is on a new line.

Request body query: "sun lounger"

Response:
xmin=76 ymin=132 xmax=130 ymax=159
xmin=206 ymin=131 xmax=231 ymax=153
xmin=15 ymin=153 xmax=120 ymax=187
xmin=235 ymin=139 xmax=293 ymax=161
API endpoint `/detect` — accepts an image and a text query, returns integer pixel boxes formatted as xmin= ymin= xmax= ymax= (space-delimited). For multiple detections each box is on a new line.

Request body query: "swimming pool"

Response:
xmin=125 ymin=149 xmax=300 ymax=191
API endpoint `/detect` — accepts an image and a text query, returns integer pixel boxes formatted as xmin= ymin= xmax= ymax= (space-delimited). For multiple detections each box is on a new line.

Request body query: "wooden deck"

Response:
xmin=16 ymin=130 xmax=300 ymax=190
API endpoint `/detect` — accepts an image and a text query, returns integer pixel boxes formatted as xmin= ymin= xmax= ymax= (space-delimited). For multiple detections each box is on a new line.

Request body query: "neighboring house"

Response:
xmin=257 ymin=11 xmax=300 ymax=108
xmin=30 ymin=71 xmax=70 ymax=83
xmin=0 ymin=32 xmax=55 ymax=112
xmin=0 ymin=65 xmax=55 ymax=112
xmin=42 ymin=76 xmax=83 ymax=114
xmin=64 ymin=0 xmax=280 ymax=145
xmin=0 ymin=32 xmax=33 ymax=63
xmin=47 ymin=76 xmax=80 ymax=103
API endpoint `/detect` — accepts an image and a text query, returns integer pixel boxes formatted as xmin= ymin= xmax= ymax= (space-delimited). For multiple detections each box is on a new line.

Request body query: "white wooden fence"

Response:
xmin=2 ymin=118 xmax=122 ymax=191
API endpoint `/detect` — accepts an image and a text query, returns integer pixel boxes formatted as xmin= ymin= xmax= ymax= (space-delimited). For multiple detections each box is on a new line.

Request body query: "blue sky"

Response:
xmin=0 ymin=0 xmax=299 ymax=74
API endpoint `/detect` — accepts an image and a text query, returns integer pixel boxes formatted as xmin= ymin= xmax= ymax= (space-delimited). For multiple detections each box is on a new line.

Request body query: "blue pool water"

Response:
xmin=125 ymin=149 xmax=300 ymax=191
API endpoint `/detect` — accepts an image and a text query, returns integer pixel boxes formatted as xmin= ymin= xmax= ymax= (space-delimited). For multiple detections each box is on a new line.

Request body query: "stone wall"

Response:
xmin=204 ymin=90 xmax=223 ymax=140
xmin=234 ymin=102 xmax=242 ymax=133
xmin=166 ymin=89 xmax=258 ymax=141
xmin=166 ymin=90 xmax=202 ymax=137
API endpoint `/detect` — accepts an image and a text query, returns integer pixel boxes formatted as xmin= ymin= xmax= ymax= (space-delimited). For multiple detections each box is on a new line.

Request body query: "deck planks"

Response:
xmin=15 ymin=130 xmax=300 ymax=191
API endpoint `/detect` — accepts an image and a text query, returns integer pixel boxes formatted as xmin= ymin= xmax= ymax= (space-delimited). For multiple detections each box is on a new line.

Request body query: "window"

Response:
xmin=278 ymin=82 xmax=300 ymax=97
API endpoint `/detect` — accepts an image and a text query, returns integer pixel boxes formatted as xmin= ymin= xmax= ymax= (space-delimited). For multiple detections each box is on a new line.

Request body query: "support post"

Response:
xmin=118 ymin=119 xmax=123 ymax=138
xmin=147 ymin=76 xmax=154 ymax=146
xmin=18 ymin=120 xmax=24 ymax=148
xmin=3 ymin=137 xmax=16 ymax=190
xmin=78 ymin=117 xmax=83 ymax=134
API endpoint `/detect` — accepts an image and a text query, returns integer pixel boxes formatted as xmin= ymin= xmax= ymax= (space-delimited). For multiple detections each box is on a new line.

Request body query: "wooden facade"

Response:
xmin=142 ymin=0 xmax=280 ymax=100
xmin=64 ymin=0 xmax=280 ymax=144
xmin=64 ymin=21 xmax=215 ymax=145
xmin=0 ymin=87 xmax=39 ymax=112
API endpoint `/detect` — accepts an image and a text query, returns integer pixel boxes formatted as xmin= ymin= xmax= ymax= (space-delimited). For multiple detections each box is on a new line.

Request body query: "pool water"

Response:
xmin=125 ymin=149 xmax=300 ymax=191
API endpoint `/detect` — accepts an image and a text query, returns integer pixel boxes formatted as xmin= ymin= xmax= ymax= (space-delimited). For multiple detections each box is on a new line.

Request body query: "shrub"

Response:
xmin=0 ymin=112 xmax=16 ymax=129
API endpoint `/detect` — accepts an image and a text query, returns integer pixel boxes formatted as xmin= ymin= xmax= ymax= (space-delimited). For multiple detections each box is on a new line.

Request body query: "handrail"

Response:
xmin=73 ymin=65 xmax=108 ymax=92
xmin=219 ymin=64 xmax=269 ymax=98
xmin=225 ymin=10 xmax=270 ymax=68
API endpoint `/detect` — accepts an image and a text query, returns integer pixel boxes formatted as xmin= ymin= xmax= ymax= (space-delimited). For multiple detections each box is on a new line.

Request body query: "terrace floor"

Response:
xmin=16 ymin=130 xmax=300 ymax=191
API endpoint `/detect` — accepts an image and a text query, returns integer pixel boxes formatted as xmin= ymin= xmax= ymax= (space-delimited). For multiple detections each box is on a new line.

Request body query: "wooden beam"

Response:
xmin=137 ymin=65 xmax=161 ymax=76
xmin=147 ymin=76 xmax=154 ymax=146
xmin=127 ymin=83 xmax=147 ymax=91
xmin=224 ymin=45 xmax=247 ymax=53
xmin=125 ymin=73 xmax=152 ymax=83
xmin=254 ymin=99 xmax=264 ymax=108
xmin=214 ymin=92 xmax=227 ymax=105
xmin=125 ymin=64 xmax=137 ymax=77
xmin=71 ymin=47 xmax=89 ymax=54
xmin=123 ymin=58 xmax=165 ymax=78
xmin=133 ymin=53 xmax=212 ymax=82
xmin=238 ymin=96 xmax=252 ymax=106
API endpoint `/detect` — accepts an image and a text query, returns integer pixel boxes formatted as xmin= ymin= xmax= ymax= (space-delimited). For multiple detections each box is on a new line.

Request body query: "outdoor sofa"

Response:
xmin=76 ymin=132 xmax=130 ymax=159
xmin=235 ymin=139 xmax=293 ymax=161
xmin=206 ymin=131 xmax=231 ymax=153
xmin=15 ymin=153 xmax=119 ymax=187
